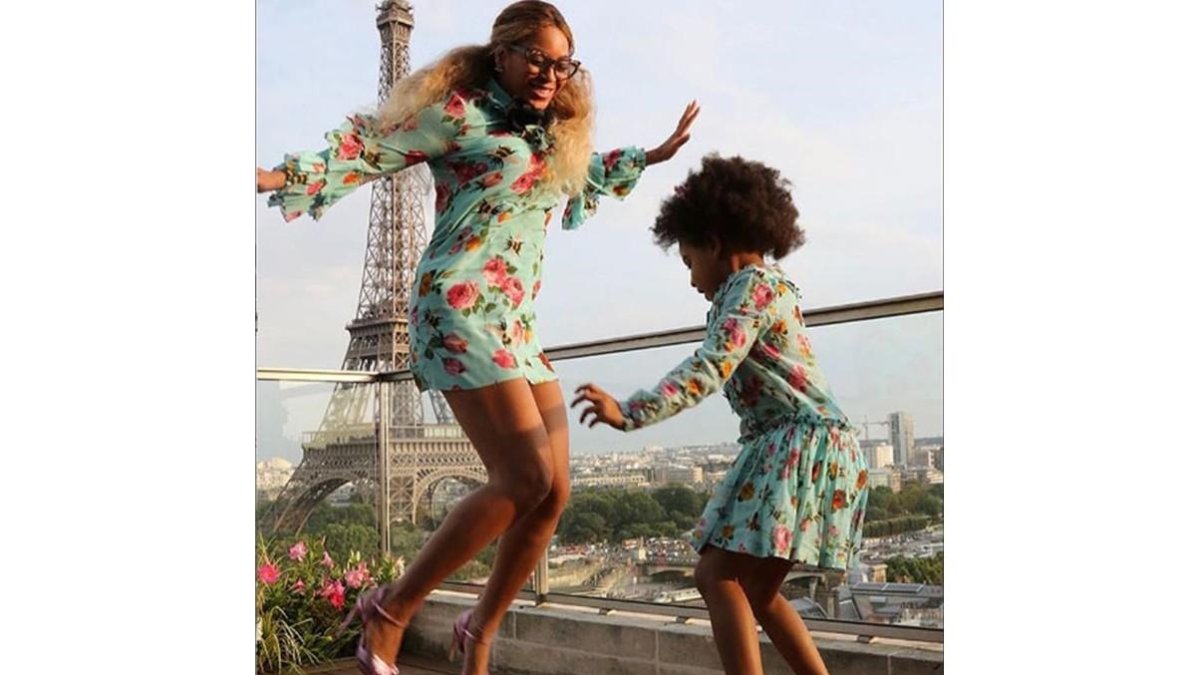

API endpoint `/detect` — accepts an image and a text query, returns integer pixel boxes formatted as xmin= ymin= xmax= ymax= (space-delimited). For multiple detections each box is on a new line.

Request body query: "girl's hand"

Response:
xmin=645 ymin=101 xmax=700 ymax=166
xmin=257 ymin=167 xmax=285 ymax=193
xmin=572 ymin=384 xmax=627 ymax=430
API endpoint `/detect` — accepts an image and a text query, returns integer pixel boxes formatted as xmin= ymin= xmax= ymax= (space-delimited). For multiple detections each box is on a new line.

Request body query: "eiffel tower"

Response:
xmin=263 ymin=1 xmax=485 ymax=542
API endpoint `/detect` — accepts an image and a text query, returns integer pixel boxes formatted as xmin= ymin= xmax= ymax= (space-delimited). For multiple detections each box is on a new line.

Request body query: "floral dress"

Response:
xmin=268 ymin=79 xmax=646 ymax=391
xmin=619 ymin=265 xmax=869 ymax=569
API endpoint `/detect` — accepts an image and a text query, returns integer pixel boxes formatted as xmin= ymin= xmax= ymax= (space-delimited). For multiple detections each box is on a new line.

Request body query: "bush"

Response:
xmin=255 ymin=535 xmax=401 ymax=673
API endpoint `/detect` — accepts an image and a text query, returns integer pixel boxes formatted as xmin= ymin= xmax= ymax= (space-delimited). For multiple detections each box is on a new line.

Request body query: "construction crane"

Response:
xmin=859 ymin=416 xmax=891 ymax=441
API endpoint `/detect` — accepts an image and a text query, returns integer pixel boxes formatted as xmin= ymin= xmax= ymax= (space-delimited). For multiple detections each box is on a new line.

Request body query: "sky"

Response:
xmin=254 ymin=0 xmax=943 ymax=460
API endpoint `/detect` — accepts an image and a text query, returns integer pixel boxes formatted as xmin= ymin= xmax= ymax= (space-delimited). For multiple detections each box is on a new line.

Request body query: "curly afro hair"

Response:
xmin=652 ymin=154 xmax=804 ymax=259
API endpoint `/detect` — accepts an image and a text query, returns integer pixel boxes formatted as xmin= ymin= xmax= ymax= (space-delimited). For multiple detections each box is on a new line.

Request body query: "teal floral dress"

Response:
xmin=619 ymin=265 xmax=869 ymax=569
xmin=268 ymin=79 xmax=646 ymax=391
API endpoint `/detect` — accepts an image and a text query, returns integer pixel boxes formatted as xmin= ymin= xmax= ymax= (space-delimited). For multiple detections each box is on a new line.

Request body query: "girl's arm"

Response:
xmin=573 ymin=266 xmax=776 ymax=431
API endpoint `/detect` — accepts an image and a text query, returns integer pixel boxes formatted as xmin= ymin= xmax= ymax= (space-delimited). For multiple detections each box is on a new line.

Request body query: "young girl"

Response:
xmin=573 ymin=154 xmax=868 ymax=675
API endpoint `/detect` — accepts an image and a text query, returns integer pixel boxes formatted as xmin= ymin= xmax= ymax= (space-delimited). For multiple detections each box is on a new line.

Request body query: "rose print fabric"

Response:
xmin=619 ymin=265 xmax=869 ymax=569
xmin=269 ymin=79 xmax=646 ymax=391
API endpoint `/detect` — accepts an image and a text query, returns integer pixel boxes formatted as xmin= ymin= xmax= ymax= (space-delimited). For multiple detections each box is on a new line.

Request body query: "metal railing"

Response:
xmin=256 ymin=290 xmax=944 ymax=643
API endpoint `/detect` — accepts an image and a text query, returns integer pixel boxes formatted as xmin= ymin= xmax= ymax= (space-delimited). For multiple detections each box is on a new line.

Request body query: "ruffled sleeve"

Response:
xmin=561 ymin=146 xmax=647 ymax=230
xmin=618 ymin=267 xmax=778 ymax=431
xmin=267 ymin=96 xmax=465 ymax=222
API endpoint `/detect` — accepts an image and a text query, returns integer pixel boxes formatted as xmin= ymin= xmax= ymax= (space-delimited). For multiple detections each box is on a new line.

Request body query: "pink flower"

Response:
xmin=305 ymin=180 xmax=326 ymax=196
xmin=344 ymin=562 xmax=371 ymax=589
xmin=443 ymin=333 xmax=469 ymax=354
xmin=502 ymin=277 xmax=525 ymax=306
xmin=723 ymin=318 xmax=747 ymax=348
xmin=291 ymin=579 xmax=306 ymax=594
xmin=444 ymin=94 xmax=466 ymax=118
xmin=443 ymin=358 xmax=467 ymax=376
xmin=322 ymin=551 xmax=335 ymax=569
xmin=603 ymin=149 xmax=622 ymax=170
xmin=511 ymin=172 xmax=538 ymax=194
xmin=288 ymin=541 xmax=308 ymax=561
xmin=446 ymin=281 xmax=480 ymax=310
xmin=337 ymin=132 xmax=364 ymax=161
xmin=481 ymin=172 xmax=504 ymax=188
xmin=751 ymin=283 xmax=774 ymax=310
xmin=510 ymin=155 xmax=544 ymax=194
xmin=660 ymin=381 xmax=680 ymax=397
xmin=788 ymin=365 xmax=808 ymax=392
xmin=773 ymin=525 xmax=793 ymax=554
xmin=257 ymin=563 xmax=280 ymax=585
xmin=319 ymin=580 xmax=346 ymax=610
xmin=507 ymin=321 xmax=525 ymax=345
xmin=493 ymin=349 xmax=517 ymax=369
xmin=483 ymin=258 xmax=508 ymax=287
xmin=758 ymin=342 xmax=781 ymax=360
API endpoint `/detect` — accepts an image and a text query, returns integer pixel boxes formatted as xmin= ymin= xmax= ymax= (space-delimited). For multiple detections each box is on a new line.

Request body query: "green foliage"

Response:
xmin=884 ymin=552 xmax=944 ymax=585
xmin=255 ymin=535 xmax=400 ymax=673
xmin=557 ymin=485 xmax=708 ymax=545
xmin=862 ymin=515 xmax=932 ymax=539
xmin=864 ymin=483 xmax=943 ymax=529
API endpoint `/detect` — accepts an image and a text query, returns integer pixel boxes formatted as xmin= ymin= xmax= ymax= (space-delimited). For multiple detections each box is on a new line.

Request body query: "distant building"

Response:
xmin=911 ymin=447 xmax=933 ymax=468
xmin=573 ymin=473 xmax=649 ymax=488
xmin=902 ymin=466 xmax=944 ymax=486
xmin=868 ymin=467 xmax=903 ymax=491
xmin=888 ymin=413 xmax=915 ymax=466
xmin=654 ymin=465 xmax=703 ymax=486
xmin=848 ymin=582 xmax=944 ymax=627
xmin=872 ymin=443 xmax=895 ymax=469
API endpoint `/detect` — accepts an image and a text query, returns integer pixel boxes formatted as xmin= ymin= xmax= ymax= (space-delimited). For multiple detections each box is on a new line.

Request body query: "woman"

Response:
xmin=256 ymin=2 xmax=698 ymax=674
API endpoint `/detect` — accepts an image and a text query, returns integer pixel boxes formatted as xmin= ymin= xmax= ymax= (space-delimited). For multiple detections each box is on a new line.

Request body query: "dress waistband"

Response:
xmin=740 ymin=409 xmax=853 ymax=442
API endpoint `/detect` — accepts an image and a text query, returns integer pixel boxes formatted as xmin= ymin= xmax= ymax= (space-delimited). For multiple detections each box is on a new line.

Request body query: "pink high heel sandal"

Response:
xmin=448 ymin=609 xmax=491 ymax=674
xmin=340 ymin=586 xmax=407 ymax=675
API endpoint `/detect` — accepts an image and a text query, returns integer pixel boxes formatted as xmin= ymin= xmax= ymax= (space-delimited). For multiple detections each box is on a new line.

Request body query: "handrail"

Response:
xmin=257 ymin=291 xmax=943 ymax=382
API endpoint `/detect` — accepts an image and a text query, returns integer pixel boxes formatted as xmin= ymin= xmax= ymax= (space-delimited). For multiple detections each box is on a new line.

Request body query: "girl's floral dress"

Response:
xmin=268 ymin=79 xmax=645 ymax=391
xmin=620 ymin=265 xmax=869 ymax=569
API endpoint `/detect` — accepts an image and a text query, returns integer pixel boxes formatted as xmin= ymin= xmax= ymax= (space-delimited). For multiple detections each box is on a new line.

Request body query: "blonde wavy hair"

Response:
xmin=377 ymin=1 xmax=594 ymax=196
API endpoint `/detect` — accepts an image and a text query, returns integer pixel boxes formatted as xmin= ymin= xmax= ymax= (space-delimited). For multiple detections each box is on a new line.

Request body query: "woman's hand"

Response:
xmin=572 ymin=383 xmax=627 ymax=430
xmin=645 ymin=101 xmax=700 ymax=166
xmin=256 ymin=167 xmax=285 ymax=193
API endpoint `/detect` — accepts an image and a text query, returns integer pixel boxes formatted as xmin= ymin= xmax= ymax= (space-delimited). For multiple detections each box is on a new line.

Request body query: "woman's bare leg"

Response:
xmin=460 ymin=380 xmax=571 ymax=674
xmin=360 ymin=379 xmax=555 ymax=666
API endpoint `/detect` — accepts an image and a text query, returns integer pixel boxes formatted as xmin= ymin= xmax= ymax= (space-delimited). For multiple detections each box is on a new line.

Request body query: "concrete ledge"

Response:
xmin=400 ymin=591 xmax=942 ymax=675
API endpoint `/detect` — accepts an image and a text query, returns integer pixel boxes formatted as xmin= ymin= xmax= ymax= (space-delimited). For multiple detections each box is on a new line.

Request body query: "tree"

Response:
xmin=322 ymin=522 xmax=379 ymax=559
xmin=885 ymin=553 xmax=943 ymax=585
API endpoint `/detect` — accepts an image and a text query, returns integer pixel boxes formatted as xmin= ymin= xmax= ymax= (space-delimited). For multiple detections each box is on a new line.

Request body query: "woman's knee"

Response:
xmin=494 ymin=454 xmax=555 ymax=512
